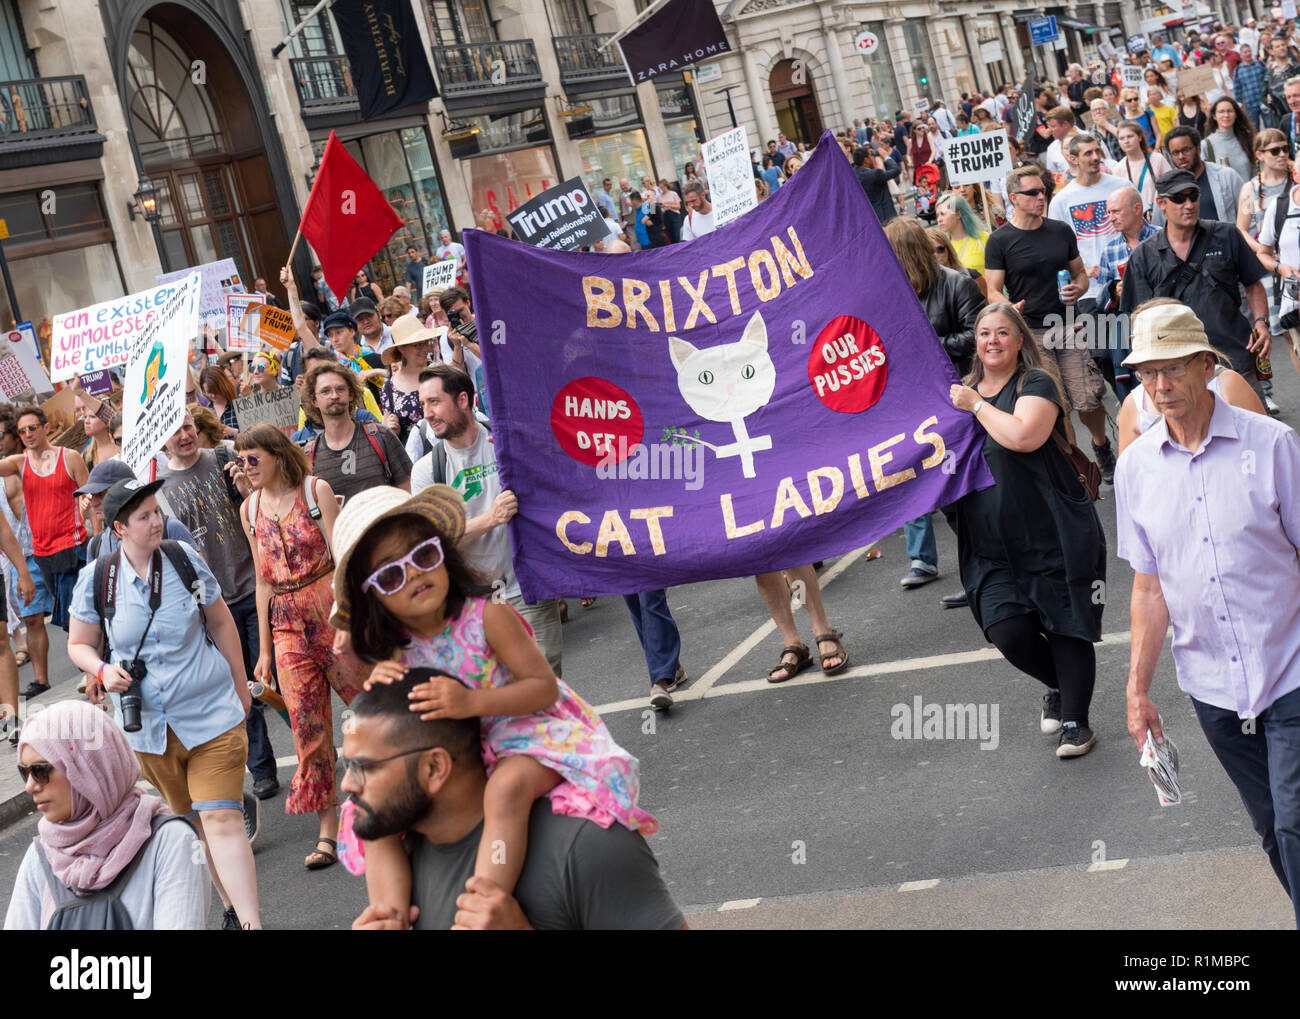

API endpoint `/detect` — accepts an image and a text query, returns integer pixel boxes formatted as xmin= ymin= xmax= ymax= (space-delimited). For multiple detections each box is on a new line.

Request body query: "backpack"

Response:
xmin=305 ymin=421 xmax=392 ymax=485
xmin=425 ymin=419 xmax=491 ymax=487
xmin=88 ymin=515 xmax=173 ymax=562
xmin=1272 ymin=182 xmax=1299 ymax=245
xmin=34 ymin=814 xmax=195 ymax=930
xmin=92 ymin=540 xmax=210 ymax=656
xmin=247 ymin=475 xmax=325 ymax=543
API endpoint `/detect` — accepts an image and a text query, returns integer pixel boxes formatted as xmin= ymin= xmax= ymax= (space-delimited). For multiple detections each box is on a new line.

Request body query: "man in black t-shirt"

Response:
xmin=303 ymin=363 xmax=411 ymax=505
xmin=345 ymin=673 xmax=685 ymax=931
xmin=985 ymin=165 xmax=1116 ymax=479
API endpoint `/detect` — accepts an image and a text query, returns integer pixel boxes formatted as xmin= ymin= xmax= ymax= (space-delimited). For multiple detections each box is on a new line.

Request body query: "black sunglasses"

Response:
xmin=1014 ymin=187 xmax=1047 ymax=197
xmin=18 ymin=762 xmax=54 ymax=785
xmin=1164 ymin=189 xmax=1200 ymax=204
xmin=1261 ymin=145 xmax=1289 ymax=156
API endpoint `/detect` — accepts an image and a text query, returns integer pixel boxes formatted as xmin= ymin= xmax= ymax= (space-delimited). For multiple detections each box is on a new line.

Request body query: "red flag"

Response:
xmin=298 ymin=131 xmax=403 ymax=302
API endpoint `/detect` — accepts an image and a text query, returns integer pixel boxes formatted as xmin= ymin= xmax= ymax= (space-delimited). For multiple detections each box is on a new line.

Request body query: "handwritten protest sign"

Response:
xmin=123 ymin=273 xmax=199 ymax=476
xmin=465 ymin=133 xmax=994 ymax=601
xmin=1176 ymin=64 xmax=1218 ymax=98
xmin=233 ymin=387 xmax=300 ymax=435
xmin=422 ymin=259 xmax=458 ymax=294
xmin=49 ymin=284 xmax=177 ymax=382
xmin=226 ymin=293 xmax=265 ymax=352
xmin=942 ymin=129 xmax=1013 ymax=186
xmin=157 ymin=258 xmax=244 ymax=350
xmin=703 ymin=125 xmax=758 ymax=227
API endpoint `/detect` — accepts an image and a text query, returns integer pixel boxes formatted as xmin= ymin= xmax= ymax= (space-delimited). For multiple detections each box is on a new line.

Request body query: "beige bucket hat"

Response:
xmin=1122 ymin=302 xmax=1217 ymax=367
xmin=381 ymin=313 xmax=448 ymax=366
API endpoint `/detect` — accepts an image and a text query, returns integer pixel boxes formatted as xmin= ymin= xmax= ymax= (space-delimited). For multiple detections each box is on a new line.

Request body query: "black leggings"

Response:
xmin=986 ymin=613 xmax=1096 ymax=727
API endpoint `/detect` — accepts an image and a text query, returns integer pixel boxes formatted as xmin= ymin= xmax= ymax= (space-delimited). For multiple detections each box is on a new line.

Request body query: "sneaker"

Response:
xmin=940 ymin=590 xmax=968 ymax=609
xmin=77 ymin=675 xmax=87 ymax=694
xmin=1265 ymin=395 xmax=1282 ymax=417
xmin=1040 ymin=690 xmax=1062 ymax=734
xmin=900 ymin=566 xmax=939 ymax=588
xmin=1093 ymin=439 xmax=1117 ymax=483
xmin=1056 ymin=724 xmax=1097 ymax=758
xmin=221 ymin=906 xmax=241 ymax=931
xmin=649 ymin=682 xmax=674 ymax=710
xmin=242 ymin=791 xmax=260 ymax=845
xmin=252 ymin=776 xmax=280 ymax=800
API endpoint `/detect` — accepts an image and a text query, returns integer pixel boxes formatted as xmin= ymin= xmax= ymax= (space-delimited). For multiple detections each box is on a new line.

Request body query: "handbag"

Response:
xmin=1051 ymin=431 xmax=1102 ymax=501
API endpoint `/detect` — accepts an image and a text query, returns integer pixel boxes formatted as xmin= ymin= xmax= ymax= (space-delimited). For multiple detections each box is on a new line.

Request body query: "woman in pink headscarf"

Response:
xmin=4 ymin=701 xmax=209 ymax=929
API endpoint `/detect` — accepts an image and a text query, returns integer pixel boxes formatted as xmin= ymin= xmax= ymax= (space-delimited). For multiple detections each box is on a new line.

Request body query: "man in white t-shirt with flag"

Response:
xmin=680 ymin=182 xmax=716 ymax=241
xmin=1048 ymin=133 xmax=1128 ymax=315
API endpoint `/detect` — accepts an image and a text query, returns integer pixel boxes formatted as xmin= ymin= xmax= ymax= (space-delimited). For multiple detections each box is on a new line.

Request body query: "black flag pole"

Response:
xmin=271 ymin=0 xmax=332 ymax=58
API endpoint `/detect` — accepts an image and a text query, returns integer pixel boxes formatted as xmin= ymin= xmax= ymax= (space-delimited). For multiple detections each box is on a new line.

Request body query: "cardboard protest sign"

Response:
xmin=464 ymin=132 xmax=994 ymax=601
xmin=505 ymin=178 xmax=606 ymax=251
xmin=942 ymin=130 xmax=1013 ymax=187
xmin=422 ymin=259 xmax=458 ymax=294
xmin=702 ymin=125 xmax=758 ymax=227
xmin=1 ymin=325 xmax=52 ymax=399
xmin=49 ymin=283 xmax=178 ymax=382
xmin=233 ymin=387 xmax=300 ymax=435
xmin=226 ymin=293 xmax=266 ymax=352
xmin=1176 ymin=64 xmax=1218 ymax=98
xmin=122 ymin=272 xmax=200 ymax=476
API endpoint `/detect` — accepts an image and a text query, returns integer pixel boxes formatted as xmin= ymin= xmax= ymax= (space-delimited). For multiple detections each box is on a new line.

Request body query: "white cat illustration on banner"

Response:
xmin=669 ymin=311 xmax=776 ymax=479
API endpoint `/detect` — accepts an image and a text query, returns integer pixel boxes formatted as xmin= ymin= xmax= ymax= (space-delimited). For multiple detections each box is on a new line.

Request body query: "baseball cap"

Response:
xmin=322 ymin=310 xmax=357 ymax=333
xmin=349 ymin=298 xmax=378 ymax=319
xmin=1154 ymin=169 xmax=1199 ymax=197
xmin=74 ymin=458 xmax=137 ymax=497
xmin=102 ymin=478 xmax=165 ymax=529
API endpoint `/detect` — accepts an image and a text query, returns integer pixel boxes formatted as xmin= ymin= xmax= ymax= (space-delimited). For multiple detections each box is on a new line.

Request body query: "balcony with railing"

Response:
xmin=431 ymin=39 xmax=547 ymax=112
xmin=0 ymin=75 xmax=103 ymax=168
xmin=290 ymin=55 xmax=359 ymax=116
xmin=552 ymin=33 xmax=631 ymax=95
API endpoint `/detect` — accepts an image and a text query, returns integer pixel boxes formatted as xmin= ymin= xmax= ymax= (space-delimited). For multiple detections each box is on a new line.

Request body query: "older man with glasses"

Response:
xmin=1120 ymin=169 xmax=1271 ymax=400
xmin=1117 ymin=300 xmax=1300 ymax=929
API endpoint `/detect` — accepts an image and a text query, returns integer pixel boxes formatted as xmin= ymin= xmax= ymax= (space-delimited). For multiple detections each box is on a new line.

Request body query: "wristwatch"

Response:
xmin=972 ymin=399 xmax=985 ymax=415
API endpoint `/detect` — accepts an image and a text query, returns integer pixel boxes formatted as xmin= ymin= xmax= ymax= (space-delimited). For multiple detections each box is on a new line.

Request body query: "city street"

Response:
xmin=2 ymin=366 xmax=1296 ymax=930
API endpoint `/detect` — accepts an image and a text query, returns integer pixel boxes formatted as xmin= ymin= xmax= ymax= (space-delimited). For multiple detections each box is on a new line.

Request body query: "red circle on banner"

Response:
xmin=550 ymin=377 xmax=644 ymax=466
xmin=807 ymin=316 xmax=888 ymax=413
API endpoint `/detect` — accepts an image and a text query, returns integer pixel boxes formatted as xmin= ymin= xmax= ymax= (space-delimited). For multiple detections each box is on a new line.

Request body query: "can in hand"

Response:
xmin=1057 ymin=269 xmax=1072 ymax=302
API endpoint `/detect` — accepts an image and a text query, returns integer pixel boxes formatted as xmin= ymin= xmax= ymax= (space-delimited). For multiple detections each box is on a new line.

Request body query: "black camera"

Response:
xmin=447 ymin=309 xmax=462 ymax=327
xmin=118 ymin=660 xmax=147 ymax=732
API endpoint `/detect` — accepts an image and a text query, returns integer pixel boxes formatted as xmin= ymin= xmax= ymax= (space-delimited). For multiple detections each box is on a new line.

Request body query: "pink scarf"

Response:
xmin=18 ymin=701 xmax=167 ymax=893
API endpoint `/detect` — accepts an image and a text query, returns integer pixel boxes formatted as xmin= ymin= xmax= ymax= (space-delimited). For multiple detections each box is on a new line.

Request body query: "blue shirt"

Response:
xmin=762 ymin=166 xmax=781 ymax=192
xmin=70 ymin=541 xmax=244 ymax=756
xmin=1233 ymin=60 xmax=1267 ymax=126
xmin=596 ymin=189 xmax=619 ymax=221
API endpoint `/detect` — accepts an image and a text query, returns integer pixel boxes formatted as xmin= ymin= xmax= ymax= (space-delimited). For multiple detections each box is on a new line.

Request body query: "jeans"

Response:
xmin=622 ymin=590 xmax=682 ymax=686
xmin=1191 ymin=685 xmax=1300 ymax=927
xmin=508 ymin=595 xmax=564 ymax=678
xmin=228 ymin=592 xmax=276 ymax=782
xmin=903 ymin=515 xmax=938 ymax=572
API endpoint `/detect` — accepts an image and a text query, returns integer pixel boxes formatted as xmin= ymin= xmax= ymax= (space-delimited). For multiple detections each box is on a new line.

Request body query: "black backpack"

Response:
xmin=34 ymin=814 xmax=195 ymax=930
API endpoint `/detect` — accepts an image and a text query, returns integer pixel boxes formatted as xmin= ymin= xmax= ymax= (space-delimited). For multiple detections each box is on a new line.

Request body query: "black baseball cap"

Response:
xmin=74 ymin=458 xmax=137 ymax=498
xmin=349 ymin=298 xmax=378 ymax=318
xmin=322 ymin=310 xmax=357 ymax=333
xmin=1155 ymin=169 xmax=1199 ymax=197
xmin=102 ymin=478 xmax=165 ymax=529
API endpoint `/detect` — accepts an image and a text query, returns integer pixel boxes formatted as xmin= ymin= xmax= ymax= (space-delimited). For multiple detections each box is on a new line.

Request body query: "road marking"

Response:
xmin=1088 ymin=858 xmax=1130 ymax=872
xmin=592 ymin=628 xmax=1139 ymax=716
xmin=718 ymin=898 xmax=763 ymax=911
xmin=898 ymin=879 xmax=941 ymax=892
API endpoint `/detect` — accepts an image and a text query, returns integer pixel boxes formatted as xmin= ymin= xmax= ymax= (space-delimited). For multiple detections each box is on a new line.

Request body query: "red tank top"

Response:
xmin=22 ymin=447 xmax=87 ymax=557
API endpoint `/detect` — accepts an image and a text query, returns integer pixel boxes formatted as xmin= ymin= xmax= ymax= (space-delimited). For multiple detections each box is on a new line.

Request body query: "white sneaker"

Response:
xmin=1265 ymin=395 xmax=1282 ymax=417
xmin=77 ymin=675 xmax=87 ymax=693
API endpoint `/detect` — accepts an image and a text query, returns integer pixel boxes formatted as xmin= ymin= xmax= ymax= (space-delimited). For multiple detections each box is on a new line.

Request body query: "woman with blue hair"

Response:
xmin=936 ymin=192 xmax=991 ymax=275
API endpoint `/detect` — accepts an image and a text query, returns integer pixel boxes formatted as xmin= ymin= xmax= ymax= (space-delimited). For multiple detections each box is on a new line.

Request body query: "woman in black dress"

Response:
xmin=948 ymin=302 xmax=1106 ymax=758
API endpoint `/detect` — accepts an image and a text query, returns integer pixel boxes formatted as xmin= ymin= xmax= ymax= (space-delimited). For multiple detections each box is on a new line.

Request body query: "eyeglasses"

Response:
xmin=381 ymin=314 xmax=397 ymax=322
xmin=341 ymin=744 xmax=446 ymax=790
xmin=1261 ymin=145 xmax=1289 ymax=156
xmin=234 ymin=454 xmax=260 ymax=469
xmin=250 ymin=364 xmax=268 ymax=373
xmin=1132 ymin=354 xmax=1202 ymax=383
xmin=362 ymin=535 xmax=445 ymax=596
xmin=18 ymin=762 xmax=54 ymax=786
xmin=1014 ymin=188 xmax=1047 ymax=197
xmin=1163 ymin=189 xmax=1200 ymax=204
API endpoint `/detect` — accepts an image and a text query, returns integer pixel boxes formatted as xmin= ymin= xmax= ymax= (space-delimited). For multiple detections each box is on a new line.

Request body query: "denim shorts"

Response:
xmin=8 ymin=553 xmax=53 ymax=619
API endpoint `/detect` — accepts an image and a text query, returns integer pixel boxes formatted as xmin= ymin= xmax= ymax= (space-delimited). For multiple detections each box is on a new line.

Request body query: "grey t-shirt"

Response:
xmin=409 ymin=802 xmax=684 ymax=930
xmin=310 ymin=422 xmax=412 ymax=505
xmin=158 ymin=450 xmax=255 ymax=604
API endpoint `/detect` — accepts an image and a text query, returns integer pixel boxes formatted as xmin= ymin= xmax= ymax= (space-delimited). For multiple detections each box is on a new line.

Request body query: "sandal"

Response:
xmin=814 ymin=631 xmax=850 ymax=676
xmin=767 ymin=644 xmax=811 ymax=683
xmin=13 ymin=650 xmax=28 ymax=666
xmin=305 ymin=837 xmax=338 ymax=870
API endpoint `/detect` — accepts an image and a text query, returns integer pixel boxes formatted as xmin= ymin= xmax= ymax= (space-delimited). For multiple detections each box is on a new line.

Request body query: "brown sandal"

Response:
xmin=814 ymin=631 xmax=850 ymax=675
xmin=305 ymin=837 xmax=338 ymax=870
xmin=767 ymin=644 xmax=811 ymax=683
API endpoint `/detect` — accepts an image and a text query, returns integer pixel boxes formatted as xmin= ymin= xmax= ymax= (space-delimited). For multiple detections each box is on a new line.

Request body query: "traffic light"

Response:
xmin=920 ymin=75 xmax=929 ymax=85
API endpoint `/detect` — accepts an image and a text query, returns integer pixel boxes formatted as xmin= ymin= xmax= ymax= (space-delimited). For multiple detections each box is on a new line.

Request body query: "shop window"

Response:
xmin=466 ymin=145 xmax=560 ymax=233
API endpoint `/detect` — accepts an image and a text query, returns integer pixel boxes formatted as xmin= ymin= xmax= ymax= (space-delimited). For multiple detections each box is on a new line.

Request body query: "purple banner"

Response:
xmin=466 ymin=134 xmax=994 ymax=601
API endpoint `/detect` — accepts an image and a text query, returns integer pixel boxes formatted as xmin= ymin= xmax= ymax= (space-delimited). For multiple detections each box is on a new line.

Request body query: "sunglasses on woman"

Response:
xmin=363 ymin=535 xmax=445 ymax=595
xmin=250 ymin=363 xmax=269 ymax=374
xmin=236 ymin=453 xmax=262 ymax=468
xmin=18 ymin=762 xmax=54 ymax=786
xmin=1261 ymin=145 xmax=1289 ymax=156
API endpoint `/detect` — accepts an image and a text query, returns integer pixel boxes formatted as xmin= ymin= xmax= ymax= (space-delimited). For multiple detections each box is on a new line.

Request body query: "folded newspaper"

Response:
xmin=1139 ymin=729 xmax=1181 ymax=806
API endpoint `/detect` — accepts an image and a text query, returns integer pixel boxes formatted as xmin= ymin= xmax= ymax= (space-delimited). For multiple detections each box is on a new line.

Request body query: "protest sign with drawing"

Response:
xmin=465 ymin=132 xmax=994 ymax=601
xmin=226 ymin=293 xmax=266 ymax=352
xmin=422 ymin=259 xmax=458 ymax=295
xmin=233 ymin=387 xmax=300 ymax=435
xmin=703 ymin=125 xmax=758 ymax=227
xmin=942 ymin=130 xmax=1013 ymax=187
xmin=49 ymin=283 xmax=178 ymax=382
xmin=122 ymin=272 xmax=200 ymax=476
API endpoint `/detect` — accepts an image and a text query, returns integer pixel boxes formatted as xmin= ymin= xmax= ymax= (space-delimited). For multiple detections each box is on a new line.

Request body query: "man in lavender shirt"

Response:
xmin=1116 ymin=301 xmax=1300 ymax=927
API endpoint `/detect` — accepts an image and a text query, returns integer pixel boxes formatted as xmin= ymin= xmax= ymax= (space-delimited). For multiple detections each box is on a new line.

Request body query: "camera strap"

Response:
xmin=103 ymin=548 xmax=164 ymax=667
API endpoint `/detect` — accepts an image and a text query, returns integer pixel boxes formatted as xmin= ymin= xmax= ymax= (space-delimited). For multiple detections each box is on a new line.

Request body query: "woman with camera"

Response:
xmin=66 ymin=478 xmax=262 ymax=930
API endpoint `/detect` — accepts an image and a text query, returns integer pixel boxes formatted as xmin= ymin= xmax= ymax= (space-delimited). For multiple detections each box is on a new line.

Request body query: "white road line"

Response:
xmin=1087 ymin=858 xmax=1130 ymax=872
xmin=717 ymin=898 xmax=763 ymax=911
xmin=591 ymin=628 xmax=1140 ymax=716
xmin=898 ymin=879 xmax=941 ymax=892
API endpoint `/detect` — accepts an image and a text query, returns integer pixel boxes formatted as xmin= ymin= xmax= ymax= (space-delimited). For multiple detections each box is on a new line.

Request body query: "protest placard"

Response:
xmin=156 ymin=258 xmax=244 ymax=350
xmin=233 ymin=387 xmax=300 ymax=435
xmin=49 ymin=283 xmax=178 ymax=382
xmin=422 ymin=259 xmax=458 ymax=294
xmin=1 ymin=324 xmax=52 ymax=399
xmin=942 ymin=130 xmax=1013 ymax=187
xmin=1121 ymin=65 xmax=1143 ymax=90
xmin=1013 ymin=76 xmax=1038 ymax=143
xmin=703 ymin=125 xmax=758 ymax=227
xmin=226 ymin=293 xmax=265 ymax=352
xmin=9 ymin=320 xmax=39 ymax=360
xmin=122 ymin=272 xmax=200 ymax=476
xmin=465 ymin=132 xmax=994 ymax=601
xmin=1176 ymin=64 xmax=1218 ymax=98
xmin=78 ymin=369 xmax=114 ymax=396
xmin=505 ymin=177 xmax=607 ymax=251
xmin=257 ymin=305 xmax=296 ymax=351
xmin=1285 ymin=1 xmax=1297 ymax=20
